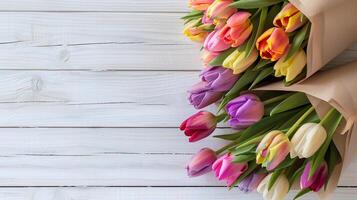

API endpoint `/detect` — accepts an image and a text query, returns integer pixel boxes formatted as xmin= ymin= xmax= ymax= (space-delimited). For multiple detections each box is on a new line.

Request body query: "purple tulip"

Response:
xmin=188 ymin=67 xmax=238 ymax=109
xmin=186 ymin=148 xmax=217 ymax=177
xmin=300 ymin=161 xmax=328 ymax=192
xmin=238 ymin=173 xmax=266 ymax=193
xmin=225 ymin=93 xmax=264 ymax=129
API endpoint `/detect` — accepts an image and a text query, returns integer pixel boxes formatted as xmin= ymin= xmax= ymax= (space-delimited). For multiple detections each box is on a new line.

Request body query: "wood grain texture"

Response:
xmin=0 ymin=187 xmax=354 ymax=200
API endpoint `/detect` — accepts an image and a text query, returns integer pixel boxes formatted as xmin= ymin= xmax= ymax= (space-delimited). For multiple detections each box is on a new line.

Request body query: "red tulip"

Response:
xmin=180 ymin=111 xmax=217 ymax=142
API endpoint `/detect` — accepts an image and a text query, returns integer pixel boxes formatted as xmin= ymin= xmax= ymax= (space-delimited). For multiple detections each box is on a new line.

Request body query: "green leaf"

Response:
xmin=217 ymin=69 xmax=259 ymax=111
xmin=270 ymin=92 xmax=310 ymax=116
xmin=229 ymin=162 xmax=258 ymax=189
xmin=273 ymin=157 xmax=297 ymax=171
xmin=324 ymin=142 xmax=342 ymax=190
xmin=245 ymin=7 xmax=267 ymax=58
xmin=249 ymin=67 xmax=274 ymax=89
xmin=230 ymin=0 xmax=285 ymax=9
xmin=232 ymin=144 xmax=257 ymax=155
xmin=268 ymin=169 xmax=283 ymax=190
xmin=214 ymin=131 xmax=241 ymax=141
xmin=253 ymin=59 xmax=273 ymax=71
xmin=278 ymin=106 xmax=310 ymax=130
xmin=209 ymin=48 xmax=235 ymax=67
xmin=233 ymin=153 xmax=256 ymax=163
xmin=284 ymin=23 xmax=310 ymax=61
xmin=294 ymin=188 xmax=312 ymax=200
xmin=181 ymin=10 xmax=204 ymax=20
xmin=309 ymin=109 xmax=343 ymax=178
xmin=264 ymin=4 xmax=282 ymax=29
xmin=289 ymin=165 xmax=304 ymax=189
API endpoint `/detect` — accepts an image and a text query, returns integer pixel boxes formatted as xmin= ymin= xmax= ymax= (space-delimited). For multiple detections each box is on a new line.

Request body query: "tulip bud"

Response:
xmin=183 ymin=18 xmax=209 ymax=43
xmin=300 ymin=161 xmax=328 ymax=192
xmin=218 ymin=12 xmax=253 ymax=47
xmin=290 ymin=123 xmax=327 ymax=159
xmin=180 ymin=111 xmax=217 ymax=142
xmin=274 ymin=49 xmax=307 ymax=82
xmin=187 ymin=148 xmax=217 ymax=177
xmin=201 ymin=50 xmax=219 ymax=66
xmin=257 ymin=174 xmax=289 ymax=200
xmin=189 ymin=0 xmax=215 ymax=11
xmin=256 ymin=131 xmax=291 ymax=171
xmin=238 ymin=173 xmax=266 ymax=193
xmin=256 ymin=27 xmax=289 ymax=61
xmin=222 ymin=48 xmax=258 ymax=74
xmin=225 ymin=93 xmax=264 ymax=129
xmin=212 ymin=153 xmax=248 ymax=186
xmin=205 ymin=0 xmax=236 ymax=23
xmin=204 ymin=29 xmax=231 ymax=53
xmin=189 ymin=67 xmax=238 ymax=109
xmin=273 ymin=3 xmax=307 ymax=33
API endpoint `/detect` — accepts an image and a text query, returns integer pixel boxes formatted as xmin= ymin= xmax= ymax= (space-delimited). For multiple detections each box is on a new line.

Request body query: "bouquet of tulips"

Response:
xmin=180 ymin=61 xmax=357 ymax=199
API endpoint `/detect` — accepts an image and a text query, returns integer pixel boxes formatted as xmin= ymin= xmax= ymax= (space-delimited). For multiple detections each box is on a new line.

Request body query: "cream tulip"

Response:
xmin=257 ymin=174 xmax=289 ymax=200
xmin=290 ymin=123 xmax=327 ymax=159
xmin=222 ymin=49 xmax=258 ymax=74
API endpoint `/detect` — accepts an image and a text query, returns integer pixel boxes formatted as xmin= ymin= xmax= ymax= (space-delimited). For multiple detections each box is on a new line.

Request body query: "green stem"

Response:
xmin=286 ymin=106 xmax=314 ymax=138
xmin=263 ymin=93 xmax=292 ymax=106
xmin=236 ymin=134 xmax=265 ymax=149
xmin=215 ymin=142 xmax=238 ymax=155
xmin=215 ymin=113 xmax=227 ymax=123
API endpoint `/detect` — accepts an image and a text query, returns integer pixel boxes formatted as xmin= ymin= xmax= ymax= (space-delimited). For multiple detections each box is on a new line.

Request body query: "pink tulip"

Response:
xmin=189 ymin=0 xmax=215 ymax=11
xmin=300 ymin=161 xmax=328 ymax=192
xmin=256 ymin=27 xmax=289 ymax=61
xmin=204 ymin=29 xmax=231 ymax=53
xmin=187 ymin=148 xmax=217 ymax=177
xmin=205 ymin=0 xmax=236 ymax=23
xmin=218 ymin=12 xmax=253 ymax=47
xmin=180 ymin=111 xmax=217 ymax=142
xmin=273 ymin=3 xmax=307 ymax=33
xmin=212 ymin=153 xmax=248 ymax=186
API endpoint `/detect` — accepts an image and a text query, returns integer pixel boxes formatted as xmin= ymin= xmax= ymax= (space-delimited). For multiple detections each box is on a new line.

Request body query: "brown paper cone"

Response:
xmin=256 ymin=60 xmax=357 ymax=199
xmin=289 ymin=0 xmax=357 ymax=78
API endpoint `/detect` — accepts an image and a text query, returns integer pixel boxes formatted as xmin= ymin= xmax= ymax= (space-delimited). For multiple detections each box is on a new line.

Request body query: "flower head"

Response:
xmin=300 ymin=161 xmax=328 ymax=192
xmin=204 ymin=29 xmax=231 ymax=53
xmin=257 ymin=174 xmax=289 ymax=200
xmin=180 ymin=111 xmax=217 ymax=142
xmin=238 ymin=173 xmax=266 ymax=193
xmin=205 ymin=0 xmax=236 ymax=23
xmin=222 ymin=48 xmax=258 ymax=74
xmin=183 ymin=18 xmax=209 ymax=42
xmin=274 ymin=48 xmax=307 ymax=82
xmin=187 ymin=148 xmax=217 ymax=177
xmin=256 ymin=131 xmax=291 ymax=171
xmin=212 ymin=153 xmax=248 ymax=186
xmin=273 ymin=3 xmax=307 ymax=32
xmin=189 ymin=0 xmax=215 ymax=11
xmin=225 ymin=93 xmax=264 ymax=129
xmin=256 ymin=27 xmax=289 ymax=61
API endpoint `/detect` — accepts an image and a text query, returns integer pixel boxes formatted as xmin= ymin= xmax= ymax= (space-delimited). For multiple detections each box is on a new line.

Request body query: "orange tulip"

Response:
xmin=256 ymin=27 xmax=289 ymax=61
xmin=273 ymin=3 xmax=307 ymax=33
xmin=189 ymin=0 xmax=215 ymax=11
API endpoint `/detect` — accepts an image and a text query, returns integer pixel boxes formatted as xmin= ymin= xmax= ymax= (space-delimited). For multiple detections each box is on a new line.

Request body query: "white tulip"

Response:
xmin=290 ymin=123 xmax=327 ymax=159
xmin=257 ymin=174 xmax=289 ymax=200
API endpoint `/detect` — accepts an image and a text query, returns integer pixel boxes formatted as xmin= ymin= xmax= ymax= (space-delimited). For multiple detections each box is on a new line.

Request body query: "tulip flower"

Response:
xmin=180 ymin=111 xmax=217 ymax=142
xmin=183 ymin=19 xmax=209 ymax=43
xmin=225 ymin=93 xmax=264 ymax=129
xmin=300 ymin=161 xmax=328 ymax=192
xmin=204 ymin=29 xmax=231 ymax=53
xmin=290 ymin=123 xmax=327 ymax=159
xmin=189 ymin=67 xmax=238 ymax=109
xmin=222 ymin=48 xmax=258 ymax=74
xmin=256 ymin=131 xmax=291 ymax=171
xmin=212 ymin=153 xmax=248 ymax=186
xmin=201 ymin=50 xmax=219 ymax=66
xmin=205 ymin=0 xmax=236 ymax=23
xmin=189 ymin=0 xmax=215 ymax=11
xmin=257 ymin=174 xmax=289 ymax=200
xmin=256 ymin=27 xmax=289 ymax=61
xmin=238 ymin=173 xmax=266 ymax=193
xmin=274 ymin=48 xmax=307 ymax=82
xmin=218 ymin=12 xmax=253 ymax=47
xmin=186 ymin=148 xmax=217 ymax=177
xmin=273 ymin=3 xmax=307 ymax=33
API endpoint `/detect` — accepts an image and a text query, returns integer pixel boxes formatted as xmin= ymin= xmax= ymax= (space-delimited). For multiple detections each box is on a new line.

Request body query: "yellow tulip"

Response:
xmin=222 ymin=49 xmax=258 ymax=74
xmin=273 ymin=3 xmax=307 ymax=33
xmin=274 ymin=49 xmax=307 ymax=82
xmin=183 ymin=19 xmax=209 ymax=42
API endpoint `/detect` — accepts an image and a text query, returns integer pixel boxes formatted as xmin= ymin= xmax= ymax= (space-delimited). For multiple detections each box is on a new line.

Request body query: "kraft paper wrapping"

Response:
xmin=256 ymin=61 xmax=357 ymax=199
xmin=289 ymin=0 xmax=357 ymax=78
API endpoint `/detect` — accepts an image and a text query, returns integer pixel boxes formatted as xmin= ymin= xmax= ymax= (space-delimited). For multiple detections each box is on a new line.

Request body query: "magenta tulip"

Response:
xmin=180 ymin=111 xmax=217 ymax=142
xmin=204 ymin=29 xmax=231 ymax=53
xmin=225 ymin=93 xmax=264 ymax=129
xmin=300 ymin=161 xmax=328 ymax=192
xmin=212 ymin=153 xmax=248 ymax=186
xmin=186 ymin=148 xmax=217 ymax=177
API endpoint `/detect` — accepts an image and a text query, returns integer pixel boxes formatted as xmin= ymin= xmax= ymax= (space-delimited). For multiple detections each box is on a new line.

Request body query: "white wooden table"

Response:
xmin=0 ymin=1 xmax=356 ymax=199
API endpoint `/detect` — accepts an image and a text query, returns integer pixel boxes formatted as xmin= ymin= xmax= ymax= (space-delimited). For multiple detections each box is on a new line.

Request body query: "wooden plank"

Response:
xmin=0 ymin=128 xmax=354 ymax=186
xmin=0 ymin=12 xmax=353 ymax=70
xmin=0 ymin=1 xmax=188 ymax=12
xmin=0 ymin=187 xmax=354 ymax=200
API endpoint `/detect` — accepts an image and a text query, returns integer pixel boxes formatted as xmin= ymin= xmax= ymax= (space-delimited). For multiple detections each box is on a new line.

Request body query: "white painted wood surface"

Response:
xmin=0 ymin=1 xmax=355 ymax=199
